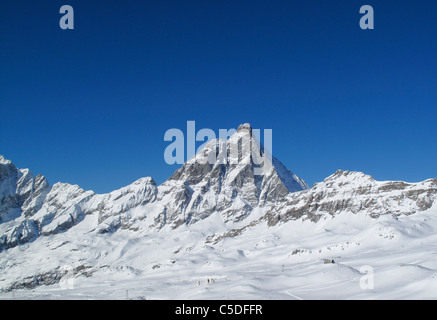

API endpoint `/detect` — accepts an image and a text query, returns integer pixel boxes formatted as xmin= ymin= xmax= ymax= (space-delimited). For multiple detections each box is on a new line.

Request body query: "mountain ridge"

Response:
xmin=1 ymin=154 xmax=436 ymax=250
xmin=1 ymin=126 xmax=437 ymax=298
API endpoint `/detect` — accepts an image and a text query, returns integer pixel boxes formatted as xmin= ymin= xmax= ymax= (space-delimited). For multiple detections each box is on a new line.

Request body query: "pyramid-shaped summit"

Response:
xmin=164 ymin=123 xmax=309 ymax=224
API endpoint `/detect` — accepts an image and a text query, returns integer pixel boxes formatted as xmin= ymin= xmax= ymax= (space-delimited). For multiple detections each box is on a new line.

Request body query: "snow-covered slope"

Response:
xmin=1 ymin=125 xmax=436 ymax=299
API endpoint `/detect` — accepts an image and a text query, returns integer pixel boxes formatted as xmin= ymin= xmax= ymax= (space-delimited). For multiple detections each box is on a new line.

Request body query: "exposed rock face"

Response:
xmin=264 ymin=170 xmax=437 ymax=226
xmin=35 ymin=183 xmax=96 ymax=236
xmin=95 ymin=177 xmax=158 ymax=233
xmin=0 ymin=156 xmax=50 ymax=223
xmin=4 ymin=265 xmax=94 ymax=292
xmin=0 ymin=182 xmax=94 ymax=251
xmin=162 ymin=124 xmax=309 ymax=226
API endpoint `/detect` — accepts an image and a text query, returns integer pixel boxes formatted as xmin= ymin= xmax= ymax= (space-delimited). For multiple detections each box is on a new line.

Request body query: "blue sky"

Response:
xmin=1 ymin=0 xmax=436 ymax=193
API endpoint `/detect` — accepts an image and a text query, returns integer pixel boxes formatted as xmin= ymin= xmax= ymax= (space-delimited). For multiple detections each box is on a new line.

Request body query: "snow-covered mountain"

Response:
xmin=0 ymin=124 xmax=309 ymax=250
xmin=1 ymin=125 xmax=437 ymax=299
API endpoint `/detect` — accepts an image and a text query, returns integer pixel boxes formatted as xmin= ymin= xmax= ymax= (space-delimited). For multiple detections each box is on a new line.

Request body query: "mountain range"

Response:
xmin=1 ymin=124 xmax=436 ymax=299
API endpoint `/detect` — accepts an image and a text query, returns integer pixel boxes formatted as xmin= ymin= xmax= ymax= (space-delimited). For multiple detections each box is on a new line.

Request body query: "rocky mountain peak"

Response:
xmin=159 ymin=125 xmax=309 ymax=226
xmin=0 ymin=155 xmax=51 ymax=225
xmin=320 ymin=170 xmax=375 ymax=188
xmin=237 ymin=123 xmax=253 ymax=133
xmin=0 ymin=155 xmax=12 ymax=165
xmin=132 ymin=177 xmax=156 ymax=186
xmin=168 ymin=124 xmax=308 ymax=193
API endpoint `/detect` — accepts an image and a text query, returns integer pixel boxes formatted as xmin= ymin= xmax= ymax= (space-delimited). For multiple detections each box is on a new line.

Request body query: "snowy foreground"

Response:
xmin=1 ymin=207 xmax=437 ymax=300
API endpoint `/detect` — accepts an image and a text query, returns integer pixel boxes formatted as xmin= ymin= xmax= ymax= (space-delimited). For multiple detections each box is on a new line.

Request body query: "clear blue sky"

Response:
xmin=1 ymin=0 xmax=436 ymax=193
